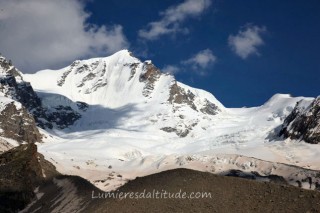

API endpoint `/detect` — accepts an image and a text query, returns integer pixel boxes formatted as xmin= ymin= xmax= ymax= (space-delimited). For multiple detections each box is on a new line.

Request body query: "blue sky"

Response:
xmin=0 ymin=0 xmax=319 ymax=107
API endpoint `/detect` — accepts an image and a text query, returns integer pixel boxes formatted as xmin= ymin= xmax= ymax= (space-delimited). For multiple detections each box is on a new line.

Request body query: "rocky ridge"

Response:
xmin=0 ymin=143 xmax=59 ymax=212
xmin=280 ymin=97 xmax=320 ymax=144
xmin=0 ymin=55 xmax=82 ymax=135
xmin=0 ymin=101 xmax=41 ymax=143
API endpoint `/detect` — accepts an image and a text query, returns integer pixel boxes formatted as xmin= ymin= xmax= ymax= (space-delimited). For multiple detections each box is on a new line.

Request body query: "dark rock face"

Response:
xmin=0 ymin=57 xmax=43 ymax=144
xmin=0 ymin=139 xmax=13 ymax=153
xmin=139 ymin=61 xmax=220 ymax=116
xmin=0 ymin=74 xmax=41 ymax=110
xmin=200 ymin=99 xmax=220 ymax=115
xmin=127 ymin=62 xmax=139 ymax=81
xmin=0 ymin=59 xmax=49 ymax=130
xmin=166 ymin=82 xmax=220 ymax=137
xmin=46 ymin=106 xmax=81 ymax=129
xmin=168 ymin=82 xmax=197 ymax=111
xmin=224 ymin=170 xmax=287 ymax=185
xmin=77 ymin=73 xmax=96 ymax=88
xmin=279 ymin=97 xmax=320 ymax=144
xmin=33 ymin=105 xmax=82 ymax=130
xmin=140 ymin=62 xmax=161 ymax=97
xmin=76 ymin=101 xmax=89 ymax=111
xmin=57 ymin=60 xmax=80 ymax=86
xmin=160 ymin=127 xmax=190 ymax=138
xmin=0 ymin=72 xmax=51 ymax=130
xmin=160 ymin=122 xmax=198 ymax=138
xmin=0 ymin=56 xmax=82 ymax=131
xmin=0 ymin=57 xmax=22 ymax=78
xmin=0 ymin=144 xmax=59 ymax=212
xmin=0 ymin=144 xmax=43 ymax=191
xmin=0 ymin=102 xmax=41 ymax=143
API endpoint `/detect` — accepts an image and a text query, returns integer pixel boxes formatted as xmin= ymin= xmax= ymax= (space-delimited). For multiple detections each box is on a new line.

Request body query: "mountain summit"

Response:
xmin=0 ymin=50 xmax=319 ymax=193
xmin=25 ymin=50 xmax=224 ymax=137
xmin=25 ymin=50 xmax=223 ymax=109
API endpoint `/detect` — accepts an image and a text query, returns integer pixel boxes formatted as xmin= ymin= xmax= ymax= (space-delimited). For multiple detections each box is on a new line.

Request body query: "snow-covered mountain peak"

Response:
xmin=24 ymin=50 xmax=225 ymax=137
xmin=52 ymin=54 xmax=170 ymax=107
xmin=259 ymin=93 xmax=311 ymax=112
xmin=25 ymin=50 xmax=223 ymax=113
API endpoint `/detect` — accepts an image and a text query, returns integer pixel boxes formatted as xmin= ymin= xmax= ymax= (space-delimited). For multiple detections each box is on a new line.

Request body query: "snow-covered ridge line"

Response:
xmin=25 ymin=49 xmax=224 ymax=110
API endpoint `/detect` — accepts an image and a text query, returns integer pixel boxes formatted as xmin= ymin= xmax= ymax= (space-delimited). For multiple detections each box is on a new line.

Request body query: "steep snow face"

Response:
xmin=25 ymin=50 xmax=223 ymax=109
xmin=54 ymin=50 xmax=158 ymax=107
xmin=25 ymin=50 xmax=224 ymax=136
xmin=25 ymin=50 xmax=222 ymax=109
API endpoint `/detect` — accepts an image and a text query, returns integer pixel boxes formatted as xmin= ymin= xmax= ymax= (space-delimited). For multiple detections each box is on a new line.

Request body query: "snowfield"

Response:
xmin=23 ymin=50 xmax=320 ymax=191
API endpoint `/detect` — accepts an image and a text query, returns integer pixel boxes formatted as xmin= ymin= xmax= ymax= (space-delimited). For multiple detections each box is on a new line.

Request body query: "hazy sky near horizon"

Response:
xmin=0 ymin=0 xmax=319 ymax=107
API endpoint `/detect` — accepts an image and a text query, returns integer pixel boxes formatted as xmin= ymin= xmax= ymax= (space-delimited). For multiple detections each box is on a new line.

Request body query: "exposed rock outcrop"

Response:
xmin=46 ymin=105 xmax=81 ymax=129
xmin=279 ymin=97 xmax=320 ymax=144
xmin=0 ymin=138 xmax=13 ymax=153
xmin=0 ymin=144 xmax=59 ymax=212
xmin=0 ymin=55 xmax=82 ymax=130
xmin=61 ymin=59 xmax=108 ymax=94
xmin=57 ymin=60 xmax=80 ymax=86
xmin=140 ymin=61 xmax=161 ymax=97
xmin=0 ymin=102 xmax=41 ymax=143
xmin=200 ymin=99 xmax=220 ymax=115
xmin=168 ymin=82 xmax=197 ymax=111
xmin=0 ymin=56 xmax=21 ymax=78
xmin=160 ymin=126 xmax=190 ymax=138
xmin=127 ymin=62 xmax=139 ymax=81
xmin=0 ymin=57 xmax=41 ymax=110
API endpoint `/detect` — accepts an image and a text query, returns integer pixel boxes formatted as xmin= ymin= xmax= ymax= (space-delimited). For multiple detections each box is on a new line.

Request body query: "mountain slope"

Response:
xmin=0 ymin=56 xmax=42 ymax=147
xmin=25 ymin=50 xmax=223 ymax=109
xmin=0 ymin=143 xmax=59 ymax=212
xmin=1 ymin=144 xmax=319 ymax=212
xmin=0 ymin=54 xmax=86 ymax=132
xmin=22 ymin=169 xmax=320 ymax=213
xmin=18 ymin=50 xmax=320 ymax=191
xmin=25 ymin=50 xmax=223 ymax=138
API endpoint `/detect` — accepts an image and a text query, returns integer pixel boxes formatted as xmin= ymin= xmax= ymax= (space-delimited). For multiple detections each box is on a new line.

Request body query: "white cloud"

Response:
xmin=0 ymin=0 xmax=129 ymax=72
xmin=182 ymin=49 xmax=217 ymax=70
xmin=228 ymin=24 xmax=266 ymax=59
xmin=162 ymin=49 xmax=216 ymax=76
xmin=162 ymin=65 xmax=180 ymax=74
xmin=138 ymin=0 xmax=211 ymax=40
